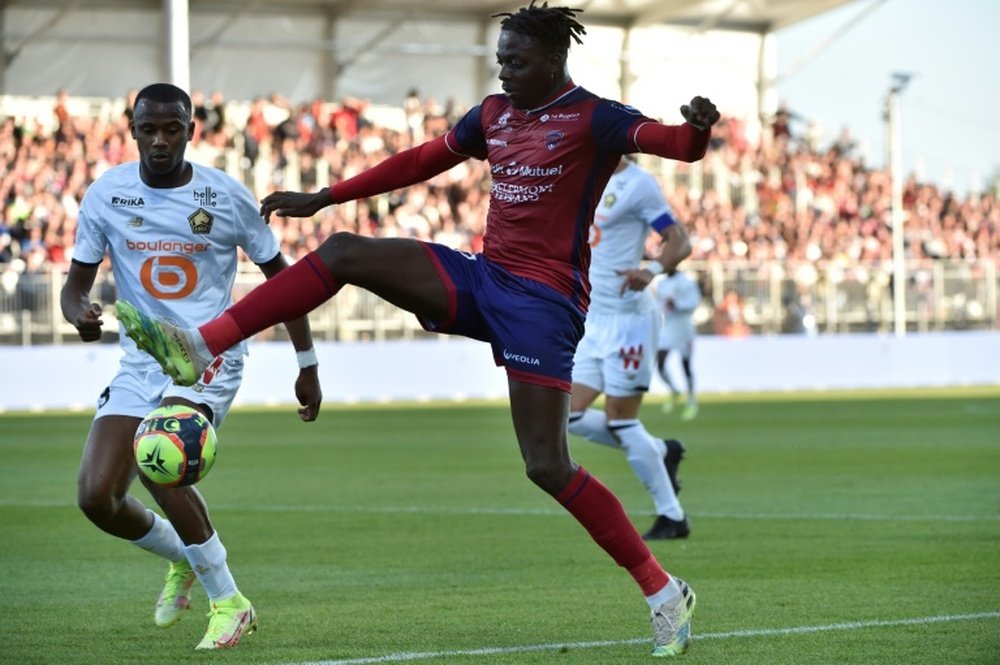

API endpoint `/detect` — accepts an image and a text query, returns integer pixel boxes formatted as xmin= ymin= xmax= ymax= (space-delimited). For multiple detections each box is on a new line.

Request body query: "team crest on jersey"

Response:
xmin=544 ymin=129 xmax=564 ymax=150
xmin=188 ymin=208 xmax=214 ymax=234
xmin=603 ymin=193 xmax=617 ymax=208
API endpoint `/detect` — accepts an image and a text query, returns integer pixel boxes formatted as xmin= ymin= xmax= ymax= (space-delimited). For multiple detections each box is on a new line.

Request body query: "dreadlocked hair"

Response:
xmin=493 ymin=1 xmax=586 ymax=54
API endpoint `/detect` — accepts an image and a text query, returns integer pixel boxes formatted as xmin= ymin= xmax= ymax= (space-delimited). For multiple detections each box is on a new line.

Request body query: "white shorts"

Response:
xmin=658 ymin=319 xmax=696 ymax=359
xmin=572 ymin=309 xmax=659 ymax=397
xmin=93 ymin=352 xmax=244 ymax=429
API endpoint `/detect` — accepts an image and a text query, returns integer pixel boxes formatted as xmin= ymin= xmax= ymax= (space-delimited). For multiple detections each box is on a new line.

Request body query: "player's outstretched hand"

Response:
xmin=260 ymin=189 xmax=330 ymax=222
xmin=73 ymin=302 xmax=104 ymax=342
xmin=295 ymin=366 xmax=323 ymax=422
xmin=680 ymin=96 xmax=721 ymax=131
xmin=615 ymin=268 xmax=655 ymax=295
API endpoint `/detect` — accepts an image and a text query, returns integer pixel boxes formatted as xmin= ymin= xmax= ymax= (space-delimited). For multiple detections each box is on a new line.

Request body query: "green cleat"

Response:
xmin=115 ymin=299 xmax=205 ymax=386
xmin=680 ymin=404 xmax=699 ymax=421
xmin=195 ymin=592 xmax=257 ymax=650
xmin=662 ymin=393 xmax=682 ymax=414
xmin=651 ymin=578 xmax=696 ymax=657
xmin=154 ymin=559 xmax=197 ymax=628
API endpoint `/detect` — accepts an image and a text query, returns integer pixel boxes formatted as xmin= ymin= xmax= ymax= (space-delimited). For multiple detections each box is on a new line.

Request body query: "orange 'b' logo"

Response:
xmin=140 ymin=256 xmax=198 ymax=299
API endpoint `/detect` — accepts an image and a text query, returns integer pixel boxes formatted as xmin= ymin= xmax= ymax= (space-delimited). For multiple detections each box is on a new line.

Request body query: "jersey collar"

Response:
xmin=525 ymin=80 xmax=578 ymax=115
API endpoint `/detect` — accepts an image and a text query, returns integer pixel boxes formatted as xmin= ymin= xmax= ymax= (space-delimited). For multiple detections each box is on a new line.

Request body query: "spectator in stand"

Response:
xmin=712 ymin=291 xmax=751 ymax=337
xmin=1 ymin=87 xmax=997 ymax=337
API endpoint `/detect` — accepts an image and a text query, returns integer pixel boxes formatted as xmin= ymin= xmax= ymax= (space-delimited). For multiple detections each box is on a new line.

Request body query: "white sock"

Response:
xmin=184 ymin=531 xmax=238 ymax=601
xmin=646 ymin=576 xmax=682 ymax=609
xmin=610 ymin=419 xmax=684 ymax=520
xmin=188 ymin=328 xmax=214 ymax=365
xmin=567 ymin=409 xmax=620 ymax=448
xmin=130 ymin=510 xmax=184 ymax=562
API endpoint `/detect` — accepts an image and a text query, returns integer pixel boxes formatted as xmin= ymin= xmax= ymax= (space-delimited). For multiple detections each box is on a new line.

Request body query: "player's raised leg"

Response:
xmin=119 ymin=234 xmax=447 ymax=386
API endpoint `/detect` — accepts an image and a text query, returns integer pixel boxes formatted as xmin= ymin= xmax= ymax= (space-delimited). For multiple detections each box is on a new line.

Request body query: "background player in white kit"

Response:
xmin=60 ymin=83 xmax=323 ymax=650
xmin=568 ymin=156 xmax=691 ymax=540
xmin=655 ymin=269 xmax=702 ymax=421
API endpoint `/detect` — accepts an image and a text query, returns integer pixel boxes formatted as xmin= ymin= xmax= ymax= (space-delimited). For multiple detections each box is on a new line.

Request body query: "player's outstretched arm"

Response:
xmin=261 ymin=135 xmax=466 ymax=222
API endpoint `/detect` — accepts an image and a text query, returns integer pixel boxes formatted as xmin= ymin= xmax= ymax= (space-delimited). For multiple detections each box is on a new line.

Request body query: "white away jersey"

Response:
xmin=74 ymin=162 xmax=280 ymax=362
xmin=655 ymin=271 xmax=702 ymax=322
xmin=588 ymin=161 xmax=676 ymax=314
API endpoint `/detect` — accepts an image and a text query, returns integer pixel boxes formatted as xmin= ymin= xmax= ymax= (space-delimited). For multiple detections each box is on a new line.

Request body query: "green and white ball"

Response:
xmin=134 ymin=405 xmax=217 ymax=487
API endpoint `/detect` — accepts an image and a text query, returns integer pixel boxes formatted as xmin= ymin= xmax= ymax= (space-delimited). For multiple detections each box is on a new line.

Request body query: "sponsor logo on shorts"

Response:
xmin=619 ymin=344 xmax=644 ymax=370
xmin=502 ymin=349 xmax=541 ymax=366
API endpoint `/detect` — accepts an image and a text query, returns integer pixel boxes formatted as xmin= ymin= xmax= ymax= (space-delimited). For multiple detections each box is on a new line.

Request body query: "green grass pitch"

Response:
xmin=1 ymin=387 xmax=998 ymax=664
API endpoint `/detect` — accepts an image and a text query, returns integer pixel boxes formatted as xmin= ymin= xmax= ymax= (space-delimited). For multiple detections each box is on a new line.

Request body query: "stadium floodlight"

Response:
xmin=886 ymin=72 xmax=913 ymax=337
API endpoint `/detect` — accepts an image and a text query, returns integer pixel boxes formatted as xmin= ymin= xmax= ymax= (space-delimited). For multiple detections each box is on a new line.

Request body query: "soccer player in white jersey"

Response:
xmin=60 ymin=83 xmax=323 ymax=650
xmin=568 ymin=156 xmax=691 ymax=540
xmin=655 ymin=269 xmax=702 ymax=420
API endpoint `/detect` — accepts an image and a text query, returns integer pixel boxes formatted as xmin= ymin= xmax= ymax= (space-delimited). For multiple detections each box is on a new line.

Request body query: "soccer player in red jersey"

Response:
xmin=119 ymin=2 xmax=719 ymax=656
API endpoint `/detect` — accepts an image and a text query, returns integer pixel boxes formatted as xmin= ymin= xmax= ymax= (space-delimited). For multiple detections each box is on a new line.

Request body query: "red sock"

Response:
xmin=199 ymin=252 xmax=341 ymax=356
xmin=557 ymin=467 xmax=670 ymax=596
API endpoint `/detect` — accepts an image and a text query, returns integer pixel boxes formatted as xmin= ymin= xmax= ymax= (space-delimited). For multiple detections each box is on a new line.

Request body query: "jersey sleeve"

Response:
xmin=635 ymin=172 xmax=677 ymax=234
xmin=446 ymin=104 xmax=488 ymax=160
xmin=72 ymin=186 xmax=108 ymax=265
xmin=231 ymin=179 xmax=281 ymax=264
xmin=329 ymin=134 xmax=471 ymax=204
xmin=590 ymin=100 xmax=653 ymax=154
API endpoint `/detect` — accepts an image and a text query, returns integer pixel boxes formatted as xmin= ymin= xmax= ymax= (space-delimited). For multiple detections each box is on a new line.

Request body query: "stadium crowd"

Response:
xmin=2 ymin=89 xmax=997 ymax=330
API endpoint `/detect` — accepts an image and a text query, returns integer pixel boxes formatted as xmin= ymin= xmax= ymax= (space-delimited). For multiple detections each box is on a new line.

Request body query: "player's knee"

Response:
xmin=524 ymin=459 xmax=573 ymax=495
xmin=317 ymin=232 xmax=364 ymax=265
xmin=77 ymin=484 xmax=119 ymax=524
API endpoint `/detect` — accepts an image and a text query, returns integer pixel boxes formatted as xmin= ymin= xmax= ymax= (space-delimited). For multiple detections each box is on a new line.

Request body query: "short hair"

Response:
xmin=134 ymin=83 xmax=192 ymax=116
xmin=493 ymin=1 xmax=586 ymax=54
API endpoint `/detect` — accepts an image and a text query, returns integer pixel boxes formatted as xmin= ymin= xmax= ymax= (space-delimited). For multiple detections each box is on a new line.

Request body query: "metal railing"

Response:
xmin=2 ymin=259 xmax=995 ymax=346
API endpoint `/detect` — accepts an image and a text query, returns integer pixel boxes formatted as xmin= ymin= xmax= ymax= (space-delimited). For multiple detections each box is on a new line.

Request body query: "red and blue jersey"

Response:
xmin=445 ymin=83 xmax=660 ymax=313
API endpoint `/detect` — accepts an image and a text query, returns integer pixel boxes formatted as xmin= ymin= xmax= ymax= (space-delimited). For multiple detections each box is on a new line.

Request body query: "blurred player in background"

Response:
xmin=61 ymin=83 xmax=322 ymax=650
xmin=117 ymin=3 xmax=718 ymax=657
xmin=655 ymin=269 xmax=702 ymax=420
xmin=569 ymin=156 xmax=690 ymax=541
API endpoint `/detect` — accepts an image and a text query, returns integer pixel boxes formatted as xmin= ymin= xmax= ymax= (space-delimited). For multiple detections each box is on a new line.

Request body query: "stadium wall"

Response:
xmin=2 ymin=331 xmax=997 ymax=412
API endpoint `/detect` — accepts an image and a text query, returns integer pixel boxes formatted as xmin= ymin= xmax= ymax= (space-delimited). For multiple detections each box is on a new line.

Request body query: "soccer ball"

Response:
xmin=134 ymin=405 xmax=217 ymax=487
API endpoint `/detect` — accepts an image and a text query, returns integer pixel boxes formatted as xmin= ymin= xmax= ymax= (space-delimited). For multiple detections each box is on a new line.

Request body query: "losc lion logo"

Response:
xmin=188 ymin=208 xmax=214 ymax=234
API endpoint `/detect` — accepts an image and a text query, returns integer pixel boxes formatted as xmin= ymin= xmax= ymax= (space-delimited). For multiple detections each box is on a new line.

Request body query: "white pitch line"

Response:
xmin=1 ymin=498 xmax=998 ymax=522
xmin=286 ymin=611 xmax=1000 ymax=665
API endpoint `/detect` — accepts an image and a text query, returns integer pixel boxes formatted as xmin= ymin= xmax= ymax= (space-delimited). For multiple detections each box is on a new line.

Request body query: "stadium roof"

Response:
xmin=18 ymin=0 xmax=855 ymax=32
xmin=2 ymin=0 xmax=860 ymax=102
